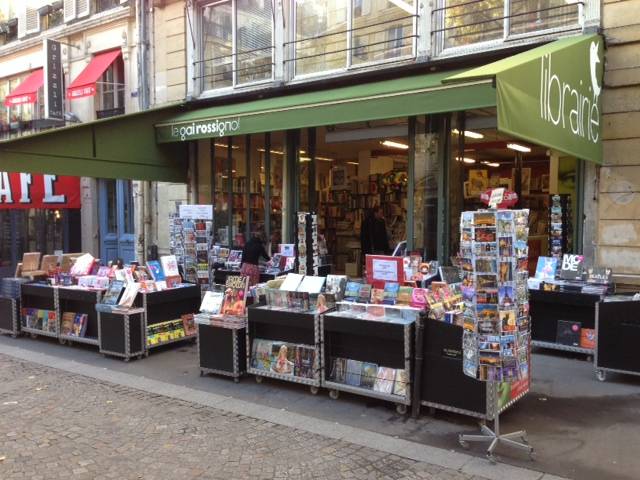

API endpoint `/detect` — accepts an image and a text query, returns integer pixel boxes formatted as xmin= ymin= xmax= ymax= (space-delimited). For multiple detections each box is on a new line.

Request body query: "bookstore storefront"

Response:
xmin=156 ymin=34 xmax=602 ymax=275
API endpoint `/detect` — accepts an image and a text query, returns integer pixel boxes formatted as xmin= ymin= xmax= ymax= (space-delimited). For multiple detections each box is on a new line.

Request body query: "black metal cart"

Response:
xmin=197 ymin=321 xmax=246 ymax=382
xmin=97 ymin=307 xmax=146 ymax=361
xmin=57 ymin=287 xmax=103 ymax=347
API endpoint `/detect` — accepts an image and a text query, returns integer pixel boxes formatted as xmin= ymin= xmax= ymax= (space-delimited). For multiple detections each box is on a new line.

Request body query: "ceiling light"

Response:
xmin=346 ymin=162 xmax=359 ymax=165
xmin=507 ymin=143 xmax=531 ymax=153
xmin=214 ymin=142 xmax=239 ymax=149
xmin=456 ymin=157 xmax=476 ymax=164
xmin=315 ymin=156 xmax=334 ymax=162
xmin=299 ymin=156 xmax=311 ymax=162
xmin=257 ymin=148 xmax=284 ymax=155
xmin=452 ymin=129 xmax=484 ymax=139
xmin=380 ymin=140 xmax=409 ymax=150
xmin=299 ymin=150 xmax=306 ymax=154
xmin=482 ymin=161 xmax=500 ymax=167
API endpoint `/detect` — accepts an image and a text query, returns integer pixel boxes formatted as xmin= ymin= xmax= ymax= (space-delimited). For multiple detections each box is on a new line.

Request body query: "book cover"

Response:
xmin=370 ymin=288 xmax=385 ymax=304
xmin=373 ymin=367 xmax=396 ymax=394
xmin=357 ymin=284 xmax=372 ymax=303
xmin=580 ymin=328 xmax=596 ymax=349
xmin=360 ymin=362 xmax=378 ymax=390
xmin=118 ymin=282 xmax=140 ymax=308
xmin=71 ymin=313 xmax=88 ymax=337
xmin=392 ymin=369 xmax=408 ymax=397
xmin=325 ymin=275 xmax=347 ymax=299
xmin=559 ymin=254 xmax=584 ymax=280
xmin=294 ymin=345 xmax=315 ymax=379
xmin=146 ymin=260 xmax=165 ymax=281
xmin=284 ymin=257 xmax=296 ymax=271
xmin=535 ymin=256 xmax=558 ymax=280
xmin=396 ymin=286 xmax=413 ymax=305
xmin=344 ymin=281 xmax=362 ymax=301
xmin=252 ymin=339 xmax=273 ymax=371
xmin=382 ymin=282 xmax=399 ymax=305
xmin=279 ymin=273 xmax=305 ymax=292
xmin=410 ymin=288 xmax=428 ymax=309
xmin=221 ymin=275 xmax=249 ymax=316
xmin=345 ymin=359 xmax=363 ymax=387
xmin=181 ymin=314 xmax=197 ymax=336
xmin=160 ymin=255 xmax=180 ymax=277
xmin=47 ymin=311 xmax=57 ymax=333
xmin=61 ymin=312 xmax=75 ymax=336
xmin=270 ymin=342 xmax=295 ymax=375
xmin=227 ymin=250 xmax=243 ymax=264
xmin=331 ymin=358 xmax=347 ymax=383
xmin=297 ymin=275 xmax=326 ymax=294
xmin=200 ymin=291 xmax=224 ymax=315
xmin=556 ymin=320 xmax=581 ymax=347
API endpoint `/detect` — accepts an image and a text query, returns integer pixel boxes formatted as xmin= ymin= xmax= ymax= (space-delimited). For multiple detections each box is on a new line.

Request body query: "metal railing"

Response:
xmin=193 ymin=45 xmax=275 ymax=87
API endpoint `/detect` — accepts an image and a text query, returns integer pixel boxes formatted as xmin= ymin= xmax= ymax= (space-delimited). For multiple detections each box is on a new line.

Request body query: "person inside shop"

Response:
xmin=361 ymin=206 xmax=390 ymax=256
xmin=240 ymin=232 xmax=270 ymax=286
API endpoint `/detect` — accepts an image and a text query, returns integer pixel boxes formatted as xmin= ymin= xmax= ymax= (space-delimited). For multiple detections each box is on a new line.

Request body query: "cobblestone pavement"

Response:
xmin=0 ymin=355 xmax=489 ymax=480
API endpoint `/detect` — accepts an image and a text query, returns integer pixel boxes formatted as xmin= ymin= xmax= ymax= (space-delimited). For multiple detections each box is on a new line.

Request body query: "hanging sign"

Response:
xmin=43 ymin=39 xmax=64 ymax=120
xmin=0 ymin=173 xmax=80 ymax=209
xmin=481 ymin=189 xmax=518 ymax=208
xmin=178 ymin=204 xmax=213 ymax=220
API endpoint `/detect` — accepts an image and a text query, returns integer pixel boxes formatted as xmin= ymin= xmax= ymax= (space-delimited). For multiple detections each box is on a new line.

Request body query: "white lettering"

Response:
xmin=19 ymin=173 xmax=32 ymax=203
xmin=43 ymin=175 xmax=65 ymax=203
xmin=0 ymin=172 xmax=13 ymax=203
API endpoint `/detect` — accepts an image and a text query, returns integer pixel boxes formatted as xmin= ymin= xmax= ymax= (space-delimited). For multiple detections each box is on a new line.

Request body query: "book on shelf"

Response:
xmin=360 ymin=362 xmax=378 ymax=390
xmin=118 ymin=282 xmax=140 ymax=308
xmin=331 ymin=358 xmax=347 ymax=384
xmin=181 ymin=314 xmax=197 ymax=336
xmin=270 ymin=342 xmax=295 ymax=376
xmin=200 ymin=290 xmax=224 ymax=315
xmin=61 ymin=312 xmax=75 ymax=336
xmin=70 ymin=313 xmax=88 ymax=337
xmin=345 ymin=359 xmax=363 ymax=387
xmin=392 ymin=369 xmax=408 ymax=397
xmin=383 ymin=282 xmax=399 ymax=305
xmin=373 ymin=367 xmax=396 ymax=394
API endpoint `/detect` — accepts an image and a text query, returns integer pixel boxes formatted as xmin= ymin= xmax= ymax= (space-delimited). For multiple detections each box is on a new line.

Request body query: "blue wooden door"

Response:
xmin=99 ymin=179 xmax=135 ymax=264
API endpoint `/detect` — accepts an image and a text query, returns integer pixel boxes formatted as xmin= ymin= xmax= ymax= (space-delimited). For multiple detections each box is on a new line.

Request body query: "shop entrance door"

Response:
xmin=99 ymin=179 xmax=135 ymax=264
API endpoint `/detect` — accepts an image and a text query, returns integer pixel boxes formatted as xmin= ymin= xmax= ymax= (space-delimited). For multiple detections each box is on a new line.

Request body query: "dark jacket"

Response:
xmin=361 ymin=214 xmax=390 ymax=255
xmin=241 ymin=237 xmax=270 ymax=265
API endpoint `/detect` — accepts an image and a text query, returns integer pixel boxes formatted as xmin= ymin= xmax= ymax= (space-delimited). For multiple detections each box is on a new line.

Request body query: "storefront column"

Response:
xmin=308 ymin=127 xmax=317 ymax=213
xmin=226 ymin=138 xmax=233 ymax=247
xmin=264 ymin=133 xmax=272 ymax=244
xmin=407 ymin=117 xmax=416 ymax=251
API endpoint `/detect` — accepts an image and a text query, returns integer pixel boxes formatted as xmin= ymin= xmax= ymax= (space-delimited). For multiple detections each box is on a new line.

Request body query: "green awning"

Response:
xmin=446 ymin=34 xmax=604 ymax=164
xmin=155 ymin=71 xmax=497 ymax=143
xmin=0 ymin=105 xmax=188 ymax=182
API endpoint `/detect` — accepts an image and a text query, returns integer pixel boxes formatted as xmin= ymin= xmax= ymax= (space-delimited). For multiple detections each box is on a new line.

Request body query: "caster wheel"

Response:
xmin=30 ymin=333 xmax=37 ymax=339
xmin=11 ymin=333 xmax=17 ymax=339
xmin=233 ymin=377 xmax=240 ymax=383
xmin=255 ymin=375 xmax=263 ymax=384
xmin=486 ymin=453 xmax=497 ymax=464
xmin=529 ymin=449 xmax=536 ymax=461
xmin=309 ymin=386 xmax=319 ymax=395
xmin=458 ymin=436 xmax=469 ymax=450
xmin=596 ymin=370 xmax=607 ymax=382
xmin=329 ymin=389 xmax=339 ymax=400
xmin=396 ymin=404 xmax=408 ymax=415
xmin=59 ymin=339 xmax=66 ymax=345
xmin=200 ymin=370 xmax=204 ymax=377
xmin=124 ymin=357 xmax=130 ymax=363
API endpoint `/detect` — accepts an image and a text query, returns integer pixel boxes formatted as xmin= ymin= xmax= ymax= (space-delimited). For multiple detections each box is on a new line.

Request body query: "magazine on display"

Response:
xmin=200 ymin=290 xmax=225 ymax=315
xmin=279 ymin=273 xmax=304 ymax=292
xmin=221 ymin=275 xmax=249 ymax=316
xmin=118 ymin=282 xmax=140 ymax=308
xmin=101 ymin=280 xmax=125 ymax=305
xmin=160 ymin=255 xmax=180 ymax=278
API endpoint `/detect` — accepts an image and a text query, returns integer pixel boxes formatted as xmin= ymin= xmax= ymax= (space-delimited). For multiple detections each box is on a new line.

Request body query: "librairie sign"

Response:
xmin=0 ymin=173 xmax=80 ymax=209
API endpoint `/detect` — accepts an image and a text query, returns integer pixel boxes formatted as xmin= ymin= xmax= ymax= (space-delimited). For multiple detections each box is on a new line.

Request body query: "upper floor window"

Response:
xmin=198 ymin=0 xmax=274 ymax=92
xmin=94 ymin=0 xmax=121 ymax=14
xmin=0 ymin=18 xmax=18 ymax=46
xmin=434 ymin=0 xmax=581 ymax=52
xmin=97 ymin=55 xmax=125 ymax=118
xmin=291 ymin=0 xmax=417 ymax=77
xmin=40 ymin=3 xmax=64 ymax=30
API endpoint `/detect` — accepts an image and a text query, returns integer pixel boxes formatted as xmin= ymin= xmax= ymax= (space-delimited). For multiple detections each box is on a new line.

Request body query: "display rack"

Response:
xmin=530 ymin=289 xmax=599 ymax=357
xmin=57 ymin=287 xmax=103 ymax=347
xmin=0 ymin=296 xmax=20 ymax=337
xmin=198 ymin=321 xmax=247 ymax=382
xmin=595 ymin=298 xmax=640 ymax=382
xmin=136 ymin=285 xmax=201 ymax=354
xmin=321 ymin=304 xmax=415 ymax=414
xmin=97 ymin=307 xmax=145 ymax=361
xmin=20 ymin=284 xmax=58 ymax=339
xmin=246 ymin=305 xmax=321 ymax=393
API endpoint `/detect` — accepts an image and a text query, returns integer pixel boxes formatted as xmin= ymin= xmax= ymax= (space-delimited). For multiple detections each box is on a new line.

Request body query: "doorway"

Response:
xmin=98 ymin=179 xmax=135 ymax=264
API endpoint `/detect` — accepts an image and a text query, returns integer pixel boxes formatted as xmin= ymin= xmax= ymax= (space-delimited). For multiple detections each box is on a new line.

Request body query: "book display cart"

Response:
xmin=20 ymin=284 xmax=58 ymax=339
xmin=135 ymin=285 xmax=201 ymax=354
xmin=247 ymin=305 xmax=322 ymax=394
xmin=0 ymin=296 xmax=20 ymax=337
xmin=595 ymin=298 xmax=640 ymax=382
xmin=57 ymin=287 xmax=103 ymax=347
xmin=97 ymin=307 xmax=146 ymax=361
xmin=529 ymin=289 xmax=599 ymax=357
xmin=418 ymin=318 xmax=528 ymax=419
xmin=322 ymin=302 xmax=416 ymax=415
xmin=197 ymin=320 xmax=247 ymax=382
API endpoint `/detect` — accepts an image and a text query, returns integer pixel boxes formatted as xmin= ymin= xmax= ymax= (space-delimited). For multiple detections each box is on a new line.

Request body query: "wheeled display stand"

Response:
xmin=57 ymin=287 xmax=103 ymax=347
xmin=137 ymin=286 xmax=201 ymax=354
xmin=321 ymin=309 xmax=413 ymax=414
xmin=0 ymin=296 xmax=20 ymax=337
xmin=246 ymin=306 xmax=321 ymax=394
xmin=595 ymin=298 xmax=640 ymax=382
xmin=198 ymin=322 xmax=247 ymax=382
xmin=97 ymin=307 xmax=145 ymax=361
xmin=529 ymin=289 xmax=599 ymax=358
xmin=20 ymin=284 xmax=58 ymax=339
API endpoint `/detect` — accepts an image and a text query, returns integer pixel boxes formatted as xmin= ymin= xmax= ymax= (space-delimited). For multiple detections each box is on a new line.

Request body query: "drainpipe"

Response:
xmin=137 ymin=0 xmax=151 ymax=263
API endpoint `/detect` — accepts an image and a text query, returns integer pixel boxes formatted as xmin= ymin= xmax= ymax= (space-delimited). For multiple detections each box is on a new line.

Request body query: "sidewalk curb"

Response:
xmin=0 ymin=343 xmax=570 ymax=480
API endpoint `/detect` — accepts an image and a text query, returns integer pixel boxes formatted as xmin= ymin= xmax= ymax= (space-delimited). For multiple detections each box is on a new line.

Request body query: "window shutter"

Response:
xmin=17 ymin=5 xmax=27 ymax=38
xmin=25 ymin=7 xmax=41 ymax=35
xmin=64 ymin=0 xmax=77 ymax=22
xmin=77 ymin=0 xmax=91 ymax=18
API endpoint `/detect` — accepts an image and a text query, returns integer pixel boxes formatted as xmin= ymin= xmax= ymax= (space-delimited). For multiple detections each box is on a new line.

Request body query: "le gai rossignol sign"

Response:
xmin=0 ymin=173 xmax=80 ymax=209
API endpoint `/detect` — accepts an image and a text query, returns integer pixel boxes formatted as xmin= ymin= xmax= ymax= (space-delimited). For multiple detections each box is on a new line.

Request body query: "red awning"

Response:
xmin=4 ymin=69 xmax=44 ymax=107
xmin=67 ymin=49 xmax=121 ymax=100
